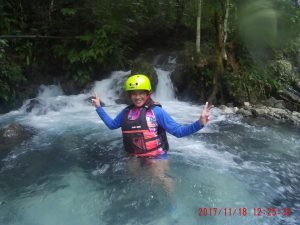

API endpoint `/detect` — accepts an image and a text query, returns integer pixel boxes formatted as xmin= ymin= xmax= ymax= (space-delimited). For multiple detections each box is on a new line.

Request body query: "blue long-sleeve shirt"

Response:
xmin=96 ymin=106 xmax=203 ymax=138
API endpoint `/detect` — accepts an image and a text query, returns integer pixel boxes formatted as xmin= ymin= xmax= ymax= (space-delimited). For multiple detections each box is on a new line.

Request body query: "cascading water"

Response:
xmin=0 ymin=68 xmax=299 ymax=225
xmin=152 ymin=68 xmax=176 ymax=101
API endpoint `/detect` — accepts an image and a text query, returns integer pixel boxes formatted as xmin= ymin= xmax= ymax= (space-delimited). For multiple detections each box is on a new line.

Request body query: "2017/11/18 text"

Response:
xmin=198 ymin=208 xmax=293 ymax=217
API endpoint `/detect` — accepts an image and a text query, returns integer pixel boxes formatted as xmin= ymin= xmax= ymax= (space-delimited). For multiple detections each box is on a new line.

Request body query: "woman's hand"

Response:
xmin=199 ymin=102 xmax=214 ymax=126
xmin=91 ymin=92 xmax=101 ymax=108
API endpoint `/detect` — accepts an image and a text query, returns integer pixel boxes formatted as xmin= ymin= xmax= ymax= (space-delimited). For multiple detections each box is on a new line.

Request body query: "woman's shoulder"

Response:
xmin=152 ymin=105 xmax=168 ymax=115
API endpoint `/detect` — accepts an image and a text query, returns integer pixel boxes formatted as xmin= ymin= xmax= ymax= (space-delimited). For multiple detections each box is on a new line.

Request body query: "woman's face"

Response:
xmin=129 ymin=90 xmax=149 ymax=107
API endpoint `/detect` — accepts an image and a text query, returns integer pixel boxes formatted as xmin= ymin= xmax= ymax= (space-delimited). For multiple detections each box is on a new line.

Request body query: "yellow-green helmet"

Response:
xmin=125 ymin=74 xmax=152 ymax=92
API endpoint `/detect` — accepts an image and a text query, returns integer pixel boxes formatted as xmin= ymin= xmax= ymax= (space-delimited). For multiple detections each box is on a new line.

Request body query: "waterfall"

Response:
xmin=152 ymin=68 xmax=176 ymax=101
xmin=93 ymin=70 xmax=130 ymax=105
xmin=92 ymin=68 xmax=177 ymax=104
xmin=0 ymin=67 xmax=299 ymax=225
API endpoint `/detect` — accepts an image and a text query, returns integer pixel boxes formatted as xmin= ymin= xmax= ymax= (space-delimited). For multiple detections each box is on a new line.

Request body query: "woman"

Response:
xmin=92 ymin=74 xmax=213 ymax=193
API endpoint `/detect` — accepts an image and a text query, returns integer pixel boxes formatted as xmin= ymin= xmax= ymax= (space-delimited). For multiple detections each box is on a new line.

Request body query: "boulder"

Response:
xmin=291 ymin=111 xmax=300 ymax=125
xmin=237 ymin=108 xmax=253 ymax=117
xmin=251 ymin=106 xmax=269 ymax=117
xmin=0 ymin=123 xmax=35 ymax=159
xmin=236 ymin=102 xmax=300 ymax=125
xmin=244 ymin=102 xmax=250 ymax=107
xmin=24 ymin=98 xmax=43 ymax=113
xmin=1 ymin=123 xmax=35 ymax=143
xmin=292 ymin=111 xmax=300 ymax=118
xmin=277 ymin=86 xmax=300 ymax=112
xmin=130 ymin=57 xmax=158 ymax=91
xmin=263 ymin=97 xmax=286 ymax=109
xmin=219 ymin=105 xmax=235 ymax=114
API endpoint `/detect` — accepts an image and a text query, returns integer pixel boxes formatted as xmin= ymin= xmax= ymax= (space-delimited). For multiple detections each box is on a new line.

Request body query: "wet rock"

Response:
xmin=278 ymin=88 xmax=300 ymax=104
xmin=276 ymin=84 xmax=300 ymax=112
xmin=23 ymin=98 xmax=68 ymax=115
xmin=263 ymin=97 xmax=286 ymax=109
xmin=237 ymin=108 xmax=253 ymax=117
xmin=291 ymin=111 xmax=300 ymax=124
xmin=234 ymin=103 xmax=300 ymax=125
xmin=0 ymin=123 xmax=35 ymax=143
xmin=251 ymin=107 xmax=269 ymax=117
xmin=0 ymin=123 xmax=35 ymax=160
xmin=226 ymin=102 xmax=234 ymax=107
xmin=244 ymin=102 xmax=250 ymax=107
xmin=60 ymin=80 xmax=82 ymax=95
xmin=292 ymin=111 xmax=300 ymax=117
xmin=152 ymin=51 xmax=179 ymax=71
xmin=130 ymin=57 xmax=158 ymax=91
xmin=274 ymin=101 xmax=286 ymax=109
xmin=170 ymin=65 xmax=187 ymax=94
xmin=219 ymin=105 xmax=236 ymax=114
xmin=2 ymin=124 xmax=28 ymax=139
xmin=24 ymin=98 xmax=43 ymax=113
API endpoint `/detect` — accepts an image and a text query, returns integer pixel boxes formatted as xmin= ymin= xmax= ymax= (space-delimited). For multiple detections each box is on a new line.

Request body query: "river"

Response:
xmin=0 ymin=68 xmax=299 ymax=225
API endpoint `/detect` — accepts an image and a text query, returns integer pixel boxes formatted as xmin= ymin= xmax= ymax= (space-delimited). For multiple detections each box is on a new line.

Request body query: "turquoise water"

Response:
xmin=0 ymin=71 xmax=299 ymax=225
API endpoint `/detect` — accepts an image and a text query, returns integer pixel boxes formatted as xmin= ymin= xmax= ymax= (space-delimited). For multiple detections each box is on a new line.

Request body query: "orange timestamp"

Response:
xmin=198 ymin=207 xmax=293 ymax=217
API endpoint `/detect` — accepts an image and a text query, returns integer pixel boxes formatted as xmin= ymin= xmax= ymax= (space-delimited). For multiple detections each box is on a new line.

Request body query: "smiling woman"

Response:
xmin=128 ymin=90 xmax=149 ymax=107
xmin=125 ymin=75 xmax=152 ymax=108
xmin=92 ymin=74 xmax=213 ymax=158
xmin=92 ymin=74 xmax=213 ymax=197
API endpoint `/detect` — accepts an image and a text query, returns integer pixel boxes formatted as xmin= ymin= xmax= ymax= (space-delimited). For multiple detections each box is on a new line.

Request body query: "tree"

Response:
xmin=223 ymin=0 xmax=230 ymax=60
xmin=207 ymin=0 xmax=227 ymax=104
xmin=196 ymin=0 xmax=203 ymax=53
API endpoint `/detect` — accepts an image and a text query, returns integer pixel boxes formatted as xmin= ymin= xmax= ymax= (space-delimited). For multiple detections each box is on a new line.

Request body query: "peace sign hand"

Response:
xmin=199 ymin=102 xmax=214 ymax=126
xmin=91 ymin=92 xmax=101 ymax=108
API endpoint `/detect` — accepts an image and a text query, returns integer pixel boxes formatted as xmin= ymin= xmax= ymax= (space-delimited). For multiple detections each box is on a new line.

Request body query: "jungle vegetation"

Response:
xmin=0 ymin=0 xmax=299 ymax=112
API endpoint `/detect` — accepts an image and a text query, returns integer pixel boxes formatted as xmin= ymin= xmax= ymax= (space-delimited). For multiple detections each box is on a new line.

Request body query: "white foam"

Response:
xmin=152 ymin=68 xmax=176 ymax=101
xmin=37 ymin=84 xmax=64 ymax=98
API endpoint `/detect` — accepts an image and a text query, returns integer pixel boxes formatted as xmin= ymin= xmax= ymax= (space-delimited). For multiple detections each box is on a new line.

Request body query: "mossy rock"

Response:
xmin=130 ymin=58 xmax=158 ymax=92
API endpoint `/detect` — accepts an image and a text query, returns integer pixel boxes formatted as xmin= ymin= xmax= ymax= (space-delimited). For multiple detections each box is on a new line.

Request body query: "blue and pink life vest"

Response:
xmin=121 ymin=101 xmax=169 ymax=155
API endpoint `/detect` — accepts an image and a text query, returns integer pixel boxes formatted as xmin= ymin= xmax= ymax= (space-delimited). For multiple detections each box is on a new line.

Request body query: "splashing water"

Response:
xmin=0 ymin=68 xmax=299 ymax=225
xmin=152 ymin=68 xmax=176 ymax=101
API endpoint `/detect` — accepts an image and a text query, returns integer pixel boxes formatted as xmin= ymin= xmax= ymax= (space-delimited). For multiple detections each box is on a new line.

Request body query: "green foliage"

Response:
xmin=224 ymin=70 xmax=269 ymax=103
xmin=76 ymin=26 xmax=125 ymax=66
xmin=72 ymin=70 xmax=92 ymax=87
xmin=0 ymin=0 xmax=299 ymax=111
xmin=269 ymin=59 xmax=295 ymax=81
xmin=282 ymin=36 xmax=300 ymax=67
xmin=223 ymin=52 xmax=288 ymax=104
xmin=61 ymin=8 xmax=77 ymax=16
xmin=130 ymin=58 xmax=158 ymax=90
xmin=0 ymin=40 xmax=25 ymax=105
xmin=54 ymin=24 xmax=127 ymax=86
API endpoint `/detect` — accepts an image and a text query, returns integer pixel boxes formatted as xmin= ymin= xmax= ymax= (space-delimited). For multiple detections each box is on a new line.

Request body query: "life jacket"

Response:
xmin=121 ymin=100 xmax=169 ymax=155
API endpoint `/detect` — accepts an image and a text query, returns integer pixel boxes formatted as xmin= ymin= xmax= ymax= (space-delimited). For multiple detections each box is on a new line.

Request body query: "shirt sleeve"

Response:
xmin=96 ymin=107 xmax=124 ymax=130
xmin=153 ymin=106 xmax=204 ymax=138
